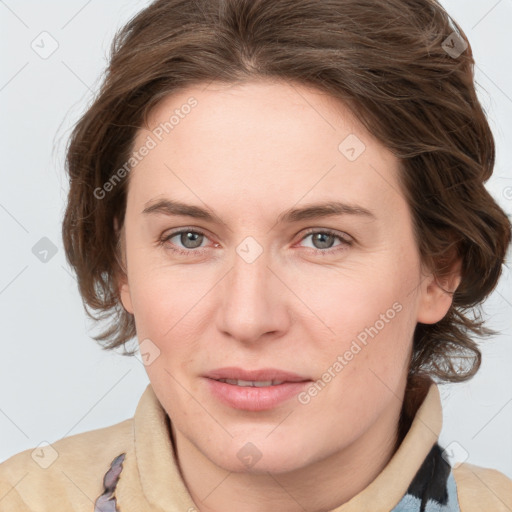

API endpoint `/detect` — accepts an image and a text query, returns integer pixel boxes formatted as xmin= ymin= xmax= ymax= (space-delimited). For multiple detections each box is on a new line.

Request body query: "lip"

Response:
xmin=203 ymin=367 xmax=312 ymax=411
xmin=204 ymin=367 xmax=310 ymax=382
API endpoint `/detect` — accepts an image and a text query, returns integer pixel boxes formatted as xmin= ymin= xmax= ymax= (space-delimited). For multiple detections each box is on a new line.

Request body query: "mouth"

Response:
xmin=204 ymin=367 xmax=310 ymax=383
xmin=204 ymin=367 xmax=312 ymax=411
xmin=214 ymin=379 xmax=288 ymax=387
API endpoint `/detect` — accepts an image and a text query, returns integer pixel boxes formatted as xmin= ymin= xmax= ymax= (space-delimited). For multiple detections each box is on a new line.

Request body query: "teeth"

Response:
xmin=218 ymin=379 xmax=285 ymax=387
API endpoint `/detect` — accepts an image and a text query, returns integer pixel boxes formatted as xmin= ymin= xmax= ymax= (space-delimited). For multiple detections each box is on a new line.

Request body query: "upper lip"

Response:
xmin=205 ymin=367 xmax=311 ymax=382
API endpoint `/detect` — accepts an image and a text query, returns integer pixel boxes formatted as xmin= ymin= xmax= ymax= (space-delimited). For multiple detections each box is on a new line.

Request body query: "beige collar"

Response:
xmin=115 ymin=382 xmax=442 ymax=511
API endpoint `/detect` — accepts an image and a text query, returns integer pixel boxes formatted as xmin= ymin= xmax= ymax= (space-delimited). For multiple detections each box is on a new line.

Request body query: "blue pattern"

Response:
xmin=392 ymin=471 xmax=461 ymax=511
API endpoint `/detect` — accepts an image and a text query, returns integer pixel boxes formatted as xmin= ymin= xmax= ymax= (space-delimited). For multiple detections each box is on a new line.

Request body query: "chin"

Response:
xmin=206 ymin=438 xmax=318 ymax=475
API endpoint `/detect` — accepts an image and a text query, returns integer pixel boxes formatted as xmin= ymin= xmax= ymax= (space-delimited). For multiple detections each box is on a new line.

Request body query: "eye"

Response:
xmin=159 ymin=228 xmax=214 ymax=256
xmin=159 ymin=227 xmax=353 ymax=257
xmin=297 ymin=229 xmax=353 ymax=254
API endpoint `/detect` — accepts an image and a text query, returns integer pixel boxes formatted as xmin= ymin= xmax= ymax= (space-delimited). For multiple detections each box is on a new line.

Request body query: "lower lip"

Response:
xmin=205 ymin=378 xmax=311 ymax=411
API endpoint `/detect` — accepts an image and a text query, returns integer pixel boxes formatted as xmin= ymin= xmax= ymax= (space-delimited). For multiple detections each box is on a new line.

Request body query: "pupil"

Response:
xmin=182 ymin=232 xmax=202 ymax=248
xmin=314 ymin=233 xmax=333 ymax=249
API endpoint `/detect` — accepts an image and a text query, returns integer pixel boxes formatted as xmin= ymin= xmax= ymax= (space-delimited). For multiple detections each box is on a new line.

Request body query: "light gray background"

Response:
xmin=1 ymin=0 xmax=511 ymax=479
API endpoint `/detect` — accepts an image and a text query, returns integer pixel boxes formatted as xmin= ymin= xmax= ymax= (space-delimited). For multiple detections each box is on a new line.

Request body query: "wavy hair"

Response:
xmin=62 ymin=0 xmax=511 ymax=414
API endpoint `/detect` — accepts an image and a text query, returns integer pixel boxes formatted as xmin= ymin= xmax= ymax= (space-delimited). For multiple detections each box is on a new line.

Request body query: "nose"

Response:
xmin=215 ymin=241 xmax=289 ymax=345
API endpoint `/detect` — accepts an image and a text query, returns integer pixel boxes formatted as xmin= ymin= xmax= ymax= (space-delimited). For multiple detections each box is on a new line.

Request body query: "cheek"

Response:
xmin=127 ymin=264 xmax=217 ymax=391
xmin=320 ymin=268 xmax=415 ymax=337
xmin=308 ymin=257 xmax=420 ymax=379
xmin=127 ymin=254 xmax=207 ymax=335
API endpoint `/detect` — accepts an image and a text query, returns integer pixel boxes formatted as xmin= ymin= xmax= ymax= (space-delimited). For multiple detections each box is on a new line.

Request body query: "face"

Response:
xmin=118 ymin=80 xmax=453 ymax=475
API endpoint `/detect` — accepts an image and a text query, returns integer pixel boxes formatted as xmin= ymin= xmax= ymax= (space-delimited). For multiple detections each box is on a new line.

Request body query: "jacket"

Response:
xmin=1 ymin=382 xmax=511 ymax=511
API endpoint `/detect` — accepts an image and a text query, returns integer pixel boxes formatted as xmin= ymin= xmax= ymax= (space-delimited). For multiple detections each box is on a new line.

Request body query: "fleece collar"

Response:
xmin=99 ymin=382 xmax=458 ymax=511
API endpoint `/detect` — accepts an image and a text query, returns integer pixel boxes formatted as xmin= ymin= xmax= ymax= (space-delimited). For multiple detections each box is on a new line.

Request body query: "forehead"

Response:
xmin=127 ymin=80 xmax=405 ymax=221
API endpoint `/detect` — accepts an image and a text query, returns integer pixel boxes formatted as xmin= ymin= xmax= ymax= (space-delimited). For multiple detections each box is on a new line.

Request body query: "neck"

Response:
xmin=170 ymin=387 xmax=414 ymax=512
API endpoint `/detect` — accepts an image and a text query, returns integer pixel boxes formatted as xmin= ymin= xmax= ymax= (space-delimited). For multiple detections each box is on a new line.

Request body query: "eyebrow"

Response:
xmin=142 ymin=198 xmax=376 ymax=224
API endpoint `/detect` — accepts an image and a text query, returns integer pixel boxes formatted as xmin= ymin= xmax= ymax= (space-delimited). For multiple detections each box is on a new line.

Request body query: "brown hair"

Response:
xmin=62 ymin=0 xmax=511 ymax=399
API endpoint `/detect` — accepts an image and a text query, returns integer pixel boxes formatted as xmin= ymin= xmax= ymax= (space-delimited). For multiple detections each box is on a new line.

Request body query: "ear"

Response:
xmin=114 ymin=216 xmax=134 ymax=315
xmin=416 ymin=257 xmax=462 ymax=324
xmin=119 ymin=280 xmax=134 ymax=315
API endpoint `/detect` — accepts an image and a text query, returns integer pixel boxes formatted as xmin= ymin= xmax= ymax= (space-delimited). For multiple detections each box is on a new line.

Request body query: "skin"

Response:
xmin=117 ymin=79 xmax=460 ymax=512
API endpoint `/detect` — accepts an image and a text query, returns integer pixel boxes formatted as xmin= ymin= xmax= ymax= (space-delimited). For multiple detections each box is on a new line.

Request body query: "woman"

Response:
xmin=1 ymin=0 xmax=511 ymax=510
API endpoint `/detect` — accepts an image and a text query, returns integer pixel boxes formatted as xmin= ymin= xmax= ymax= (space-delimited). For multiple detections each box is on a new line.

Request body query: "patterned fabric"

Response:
xmin=94 ymin=453 xmax=126 ymax=512
xmin=392 ymin=443 xmax=461 ymax=511
xmin=93 ymin=444 xmax=461 ymax=511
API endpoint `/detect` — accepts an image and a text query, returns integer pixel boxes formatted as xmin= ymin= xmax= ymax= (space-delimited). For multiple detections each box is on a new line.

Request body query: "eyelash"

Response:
xmin=159 ymin=227 xmax=353 ymax=258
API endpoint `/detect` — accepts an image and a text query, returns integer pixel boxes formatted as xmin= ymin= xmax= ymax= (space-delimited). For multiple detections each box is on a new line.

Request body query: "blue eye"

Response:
xmin=160 ymin=229 xmax=211 ymax=256
xmin=298 ymin=229 xmax=352 ymax=254
xmin=159 ymin=228 xmax=352 ymax=257
xmin=168 ymin=231 xmax=206 ymax=249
